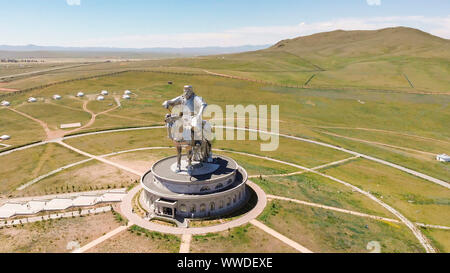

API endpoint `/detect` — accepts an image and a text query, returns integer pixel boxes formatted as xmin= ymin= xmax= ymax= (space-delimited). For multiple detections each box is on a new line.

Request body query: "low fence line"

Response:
xmin=1 ymin=68 xmax=446 ymax=100
xmin=0 ymin=69 xmax=305 ymax=100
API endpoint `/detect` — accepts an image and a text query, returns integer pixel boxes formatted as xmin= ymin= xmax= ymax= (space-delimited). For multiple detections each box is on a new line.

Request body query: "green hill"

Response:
xmin=169 ymin=27 xmax=450 ymax=93
xmin=270 ymin=27 xmax=450 ymax=62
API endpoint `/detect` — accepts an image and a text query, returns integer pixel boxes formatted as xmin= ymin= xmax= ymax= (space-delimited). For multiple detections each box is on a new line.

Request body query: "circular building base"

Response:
xmin=120 ymin=181 xmax=267 ymax=235
xmin=141 ymin=154 xmax=248 ymax=219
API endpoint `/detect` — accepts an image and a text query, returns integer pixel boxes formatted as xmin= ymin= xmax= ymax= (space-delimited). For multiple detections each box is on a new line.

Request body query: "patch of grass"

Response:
xmin=18 ymin=160 xmax=139 ymax=197
xmin=64 ymin=127 xmax=169 ymax=155
xmin=420 ymin=228 xmax=450 ymax=253
xmin=16 ymin=102 xmax=91 ymax=131
xmin=258 ymin=200 xmax=425 ymax=253
xmin=111 ymin=207 xmax=128 ymax=226
xmin=0 ymin=212 xmax=121 ymax=253
xmin=191 ymin=224 xmax=297 ymax=253
xmin=254 ymin=172 xmax=393 ymax=218
xmin=217 ymin=150 xmax=299 ymax=176
xmin=0 ymin=143 xmax=87 ymax=196
xmin=88 ymin=224 xmax=180 ymax=253
xmin=0 ymin=108 xmax=46 ymax=146
xmin=320 ymin=158 xmax=450 ymax=226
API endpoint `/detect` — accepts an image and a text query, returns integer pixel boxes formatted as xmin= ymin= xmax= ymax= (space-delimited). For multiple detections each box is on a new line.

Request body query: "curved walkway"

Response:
xmin=120 ymin=181 xmax=267 ymax=235
xmin=2 ymin=124 xmax=446 ymax=191
xmin=219 ymin=126 xmax=449 ymax=189
xmin=311 ymin=126 xmax=450 ymax=145
xmin=317 ymin=130 xmax=437 ymax=156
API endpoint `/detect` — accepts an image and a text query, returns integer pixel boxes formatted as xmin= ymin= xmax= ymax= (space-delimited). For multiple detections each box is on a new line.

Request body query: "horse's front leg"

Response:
xmin=186 ymin=145 xmax=193 ymax=172
xmin=176 ymin=142 xmax=182 ymax=172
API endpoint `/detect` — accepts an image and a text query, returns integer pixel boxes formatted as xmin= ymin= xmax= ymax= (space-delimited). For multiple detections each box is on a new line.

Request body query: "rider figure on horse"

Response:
xmin=163 ymin=85 xmax=212 ymax=174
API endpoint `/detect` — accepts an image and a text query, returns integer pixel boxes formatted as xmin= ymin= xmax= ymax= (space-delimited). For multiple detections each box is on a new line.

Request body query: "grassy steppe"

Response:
xmin=191 ymin=224 xmax=298 ymax=253
xmin=18 ymin=160 xmax=139 ymax=197
xmin=320 ymin=158 xmax=450 ymax=226
xmin=253 ymin=172 xmax=393 ymax=218
xmin=16 ymin=102 xmax=91 ymax=131
xmin=0 ymin=108 xmax=46 ymax=146
xmin=421 ymin=228 xmax=450 ymax=253
xmin=88 ymin=225 xmax=180 ymax=253
xmin=0 ymin=212 xmax=120 ymax=253
xmin=258 ymin=200 xmax=425 ymax=253
xmin=0 ymin=143 xmax=87 ymax=197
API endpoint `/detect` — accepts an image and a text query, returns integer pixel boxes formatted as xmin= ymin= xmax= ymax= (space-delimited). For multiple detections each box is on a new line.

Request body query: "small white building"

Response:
xmin=1 ymin=101 xmax=10 ymax=106
xmin=53 ymin=94 xmax=62 ymax=100
xmin=436 ymin=154 xmax=450 ymax=162
xmin=76 ymin=92 xmax=85 ymax=97
xmin=122 ymin=94 xmax=131 ymax=100
xmin=101 ymin=90 xmax=109 ymax=96
xmin=124 ymin=90 xmax=132 ymax=95
xmin=60 ymin=123 xmax=82 ymax=129
xmin=0 ymin=135 xmax=10 ymax=140
xmin=28 ymin=97 xmax=37 ymax=103
xmin=96 ymin=95 xmax=105 ymax=101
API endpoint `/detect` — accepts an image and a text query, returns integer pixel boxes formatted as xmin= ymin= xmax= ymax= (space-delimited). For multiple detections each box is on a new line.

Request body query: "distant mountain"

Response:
xmin=0 ymin=44 xmax=270 ymax=57
xmin=187 ymin=27 xmax=449 ymax=93
xmin=267 ymin=27 xmax=450 ymax=61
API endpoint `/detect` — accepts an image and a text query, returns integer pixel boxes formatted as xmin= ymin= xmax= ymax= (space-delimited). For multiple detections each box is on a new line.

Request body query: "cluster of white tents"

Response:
xmin=20 ymin=89 xmax=133 ymax=104
xmin=27 ymin=95 xmax=60 ymax=103
xmin=97 ymin=90 xmax=108 ymax=101
xmin=122 ymin=90 xmax=132 ymax=99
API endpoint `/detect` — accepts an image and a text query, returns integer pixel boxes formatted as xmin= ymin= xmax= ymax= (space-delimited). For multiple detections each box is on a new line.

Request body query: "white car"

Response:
xmin=122 ymin=94 xmax=131 ymax=99
xmin=28 ymin=97 xmax=37 ymax=103
xmin=53 ymin=94 xmax=62 ymax=100
xmin=76 ymin=92 xmax=85 ymax=97
xmin=1 ymin=101 xmax=10 ymax=106
xmin=97 ymin=96 xmax=105 ymax=101
xmin=0 ymin=135 xmax=11 ymax=140
xmin=124 ymin=90 xmax=132 ymax=95
xmin=101 ymin=90 xmax=109 ymax=96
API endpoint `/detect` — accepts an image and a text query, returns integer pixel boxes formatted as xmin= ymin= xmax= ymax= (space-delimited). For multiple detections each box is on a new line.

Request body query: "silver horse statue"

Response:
xmin=163 ymin=85 xmax=213 ymax=174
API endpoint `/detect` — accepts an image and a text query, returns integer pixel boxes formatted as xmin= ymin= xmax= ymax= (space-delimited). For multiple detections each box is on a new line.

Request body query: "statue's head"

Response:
xmin=183 ymin=85 xmax=194 ymax=99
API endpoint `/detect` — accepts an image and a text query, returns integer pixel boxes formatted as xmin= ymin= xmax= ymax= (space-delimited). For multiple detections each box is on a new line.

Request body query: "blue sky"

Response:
xmin=0 ymin=0 xmax=449 ymax=48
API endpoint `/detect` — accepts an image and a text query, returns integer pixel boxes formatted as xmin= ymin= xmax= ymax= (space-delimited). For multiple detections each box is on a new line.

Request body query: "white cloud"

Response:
xmin=3 ymin=15 xmax=448 ymax=48
xmin=66 ymin=0 xmax=81 ymax=6
xmin=367 ymin=0 xmax=381 ymax=6
xmin=58 ymin=16 xmax=449 ymax=48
